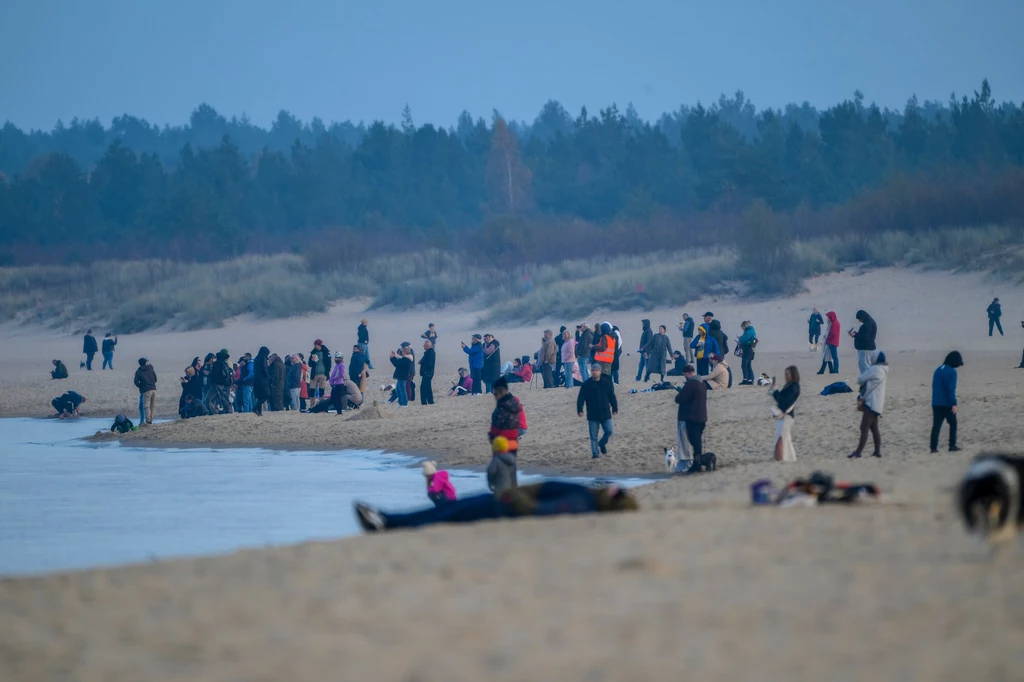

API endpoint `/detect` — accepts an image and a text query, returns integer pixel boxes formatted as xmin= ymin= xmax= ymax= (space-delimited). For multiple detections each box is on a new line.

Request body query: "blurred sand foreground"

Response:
xmin=2 ymin=267 xmax=1024 ymax=681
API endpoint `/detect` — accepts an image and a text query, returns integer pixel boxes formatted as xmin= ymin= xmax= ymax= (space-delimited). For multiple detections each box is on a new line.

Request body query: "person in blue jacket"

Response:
xmin=737 ymin=321 xmax=757 ymax=385
xmin=931 ymin=351 xmax=963 ymax=454
xmin=690 ymin=312 xmax=720 ymax=376
xmin=461 ymin=334 xmax=485 ymax=395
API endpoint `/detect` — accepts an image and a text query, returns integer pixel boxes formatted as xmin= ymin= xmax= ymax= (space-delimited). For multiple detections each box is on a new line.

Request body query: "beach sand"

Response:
xmin=2 ymin=267 xmax=1024 ymax=681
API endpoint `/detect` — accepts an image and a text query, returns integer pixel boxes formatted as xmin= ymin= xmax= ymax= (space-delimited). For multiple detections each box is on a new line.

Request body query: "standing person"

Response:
xmin=931 ymin=351 xmax=964 ymax=453
xmin=849 ymin=353 xmax=889 ymax=459
xmin=817 ymin=311 xmax=841 ymax=375
xmin=611 ymin=325 xmax=623 ymax=384
xmin=539 ymin=330 xmax=557 ymax=389
xmin=487 ymin=377 xmax=521 ymax=490
xmin=233 ymin=357 xmax=244 ymax=413
xmin=850 ymin=310 xmax=878 ymax=374
xmin=349 ymin=344 xmax=369 ymax=393
xmin=240 ymin=353 xmax=254 ymax=413
xmin=298 ymin=353 xmax=309 ymax=412
xmin=419 ymin=340 xmax=436 ymax=405
xmin=691 ymin=313 xmax=719 ymax=377
xmin=462 ymin=334 xmax=485 ymax=394
xmin=390 ymin=347 xmax=412 ymax=407
xmin=180 ymin=359 xmax=203 ymax=416
xmin=253 ymin=347 xmax=271 ymax=416
xmin=199 ymin=353 xmax=215 ymax=403
xmin=708 ymin=320 xmax=728 ymax=357
xmin=482 ymin=333 xmax=502 ymax=394
xmin=738 ymin=321 xmax=757 ymax=385
xmin=641 ymin=325 xmax=673 ymax=383
xmin=1020 ymin=321 xmax=1024 ymax=369
xmin=674 ymin=364 xmax=708 ymax=474
xmin=205 ymin=348 xmax=233 ymax=414
xmin=286 ymin=354 xmax=302 ymax=411
xmin=808 ymin=308 xmax=824 ymax=349
xmin=101 ymin=333 xmax=117 ymax=370
xmin=133 ymin=357 xmax=157 ymax=425
xmin=553 ymin=326 xmax=566 ymax=387
xmin=358 ymin=319 xmax=373 ymax=369
xmin=308 ymin=339 xmax=331 ymax=408
xmin=82 ymin=330 xmax=98 ymax=370
xmin=328 ymin=352 xmax=349 ymax=413
xmin=680 ymin=314 xmax=695 ymax=363
xmin=576 ymin=323 xmax=593 ymax=378
xmin=770 ymin=366 xmax=800 ymax=462
xmin=987 ymin=298 xmax=1003 ymax=336
xmin=576 ymin=363 xmax=618 ymax=459
xmin=636 ymin=319 xmax=653 ymax=381
xmin=269 ymin=353 xmax=286 ymax=411
xmin=561 ymin=329 xmax=578 ymax=388
xmin=592 ymin=322 xmax=617 ymax=379
xmin=421 ymin=323 xmax=438 ymax=347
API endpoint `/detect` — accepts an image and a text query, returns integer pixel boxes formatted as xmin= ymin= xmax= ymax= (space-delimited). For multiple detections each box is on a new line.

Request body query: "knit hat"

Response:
xmin=875 ymin=352 xmax=887 ymax=365
xmin=591 ymin=363 xmax=603 ymax=372
xmin=422 ymin=461 xmax=438 ymax=477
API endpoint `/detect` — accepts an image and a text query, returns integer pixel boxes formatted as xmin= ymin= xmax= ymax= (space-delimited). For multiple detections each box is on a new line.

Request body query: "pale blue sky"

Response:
xmin=2 ymin=0 xmax=1022 ymax=130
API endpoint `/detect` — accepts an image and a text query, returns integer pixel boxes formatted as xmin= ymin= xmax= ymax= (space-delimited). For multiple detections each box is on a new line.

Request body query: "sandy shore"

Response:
xmin=2 ymin=267 xmax=1024 ymax=680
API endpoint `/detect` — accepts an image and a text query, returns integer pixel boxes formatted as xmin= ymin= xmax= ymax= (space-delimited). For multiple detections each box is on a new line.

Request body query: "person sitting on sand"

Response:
xmin=110 ymin=414 xmax=137 ymax=434
xmin=513 ymin=357 xmax=533 ymax=384
xmin=666 ymin=351 xmax=687 ymax=376
xmin=699 ymin=354 xmax=730 ymax=391
xmin=422 ymin=461 xmax=456 ymax=507
xmin=354 ymin=480 xmax=638 ymax=532
xmin=51 ymin=391 xmax=85 ymax=418
xmin=181 ymin=393 xmax=211 ymax=419
xmin=448 ymin=368 xmax=473 ymax=396
xmin=51 ymin=359 xmax=68 ymax=380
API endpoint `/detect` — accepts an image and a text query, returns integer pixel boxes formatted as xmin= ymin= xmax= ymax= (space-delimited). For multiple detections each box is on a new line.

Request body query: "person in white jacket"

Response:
xmin=849 ymin=352 xmax=888 ymax=459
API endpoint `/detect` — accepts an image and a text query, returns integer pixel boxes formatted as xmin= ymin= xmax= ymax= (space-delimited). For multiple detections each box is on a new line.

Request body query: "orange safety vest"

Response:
xmin=594 ymin=336 xmax=616 ymax=366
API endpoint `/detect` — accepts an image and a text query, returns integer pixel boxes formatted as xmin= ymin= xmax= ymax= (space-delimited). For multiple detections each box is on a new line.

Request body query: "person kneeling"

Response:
xmin=181 ymin=394 xmax=210 ymax=419
xmin=110 ymin=414 xmax=137 ymax=433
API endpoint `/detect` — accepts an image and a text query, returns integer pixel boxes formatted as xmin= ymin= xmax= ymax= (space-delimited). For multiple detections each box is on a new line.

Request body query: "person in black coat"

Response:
xmin=82 ymin=330 xmax=98 ymax=370
xmin=390 ymin=347 xmax=413 ymax=406
xmin=666 ymin=351 xmax=687 ymax=376
xmin=482 ymin=334 xmax=502 ymax=393
xmin=419 ymin=340 xmax=436 ymax=405
xmin=987 ymin=298 xmax=1003 ymax=336
xmin=635 ymin=319 xmax=653 ymax=381
xmin=576 ymin=363 xmax=618 ymax=459
xmin=851 ymin=310 xmax=878 ymax=374
xmin=358 ymin=319 xmax=374 ymax=369
xmin=252 ymin=346 xmax=271 ymax=416
xmin=269 ymin=353 xmax=286 ymax=411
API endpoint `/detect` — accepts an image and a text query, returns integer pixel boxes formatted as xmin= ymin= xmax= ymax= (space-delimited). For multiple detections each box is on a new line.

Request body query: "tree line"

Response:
xmin=1 ymin=79 xmax=1022 ymax=266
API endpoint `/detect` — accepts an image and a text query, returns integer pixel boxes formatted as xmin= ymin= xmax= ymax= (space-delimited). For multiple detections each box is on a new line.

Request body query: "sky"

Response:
xmin=2 ymin=0 xmax=1023 ymax=131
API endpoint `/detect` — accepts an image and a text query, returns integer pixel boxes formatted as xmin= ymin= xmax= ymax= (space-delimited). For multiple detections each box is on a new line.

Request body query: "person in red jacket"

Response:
xmin=817 ymin=311 xmax=841 ymax=374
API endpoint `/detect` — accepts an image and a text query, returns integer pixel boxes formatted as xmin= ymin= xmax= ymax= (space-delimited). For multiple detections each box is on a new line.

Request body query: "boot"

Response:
xmin=684 ymin=457 xmax=704 ymax=474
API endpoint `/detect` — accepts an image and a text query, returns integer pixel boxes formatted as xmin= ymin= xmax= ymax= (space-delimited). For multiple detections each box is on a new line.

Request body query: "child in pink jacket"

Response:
xmin=423 ymin=461 xmax=456 ymax=507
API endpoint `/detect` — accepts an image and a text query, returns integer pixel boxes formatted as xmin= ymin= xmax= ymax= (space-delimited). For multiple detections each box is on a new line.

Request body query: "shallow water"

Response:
xmin=0 ymin=418 xmax=645 ymax=576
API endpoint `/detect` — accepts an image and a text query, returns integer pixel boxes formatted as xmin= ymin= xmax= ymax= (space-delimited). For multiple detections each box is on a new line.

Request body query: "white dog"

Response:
xmin=664 ymin=446 xmax=677 ymax=473
xmin=756 ymin=373 xmax=772 ymax=387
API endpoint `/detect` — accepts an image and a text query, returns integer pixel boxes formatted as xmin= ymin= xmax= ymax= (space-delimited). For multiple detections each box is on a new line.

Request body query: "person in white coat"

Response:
xmin=849 ymin=352 xmax=888 ymax=459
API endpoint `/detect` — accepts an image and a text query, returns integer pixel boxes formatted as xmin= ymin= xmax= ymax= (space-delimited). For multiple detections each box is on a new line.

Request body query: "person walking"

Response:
xmin=987 ymin=298 xmax=1003 ymax=336
xmin=770 ymin=366 xmax=800 ymax=462
xmin=101 ymin=333 xmax=117 ymax=370
xmin=133 ymin=357 xmax=157 ymax=425
xmin=419 ymin=340 xmax=436 ymax=405
xmin=674 ymin=364 xmax=708 ymax=474
xmin=286 ymin=354 xmax=302 ymax=411
xmin=252 ymin=346 xmax=271 ymax=416
xmin=462 ymin=334 xmax=485 ymax=394
xmin=737 ymin=321 xmax=757 ymax=385
xmin=358 ymin=319 xmax=373 ymax=369
xmin=82 ymin=329 xmax=98 ymax=370
xmin=636 ymin=319 xmax=653 ymax=381
xmin=390 ymin=347 xmax=413 ymax=406
xmin=931 ymin=351 xmax=963 ymax=453
xmin=561 ymin=329 xmax=578 ymax=388
xmin=576 ymin=323 xmax=593 ymax=378
xmin=808 ymin=309 xmax=824 ymax=349
xmin=849 ymin=352 xmax=889 ymax=459
xmin=850 ymin=310 xmax=878 ymax=374
xmin=538 ymin=330 xmax=557 ymax=389
xmin=641 ymin=325 xmax=673 ymax=383
xmin=576 ymin=363 xmax=618 ymax=459
xmin=482 ymin=333 xmax=502 ymax=394
xmin=817 ymin=311 xmax=841 ymax=374
xmin=680 ymin=314 xmax=695 ymax=363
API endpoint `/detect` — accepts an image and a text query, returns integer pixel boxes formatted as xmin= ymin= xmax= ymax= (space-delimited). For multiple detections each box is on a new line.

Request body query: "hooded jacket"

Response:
xmin=134 ymin=363 xmax=157 ymax=394
xmin=857 ymin=362 xmax=888 ymax=415
xmin=932 ymin=364 xmax=958 ymax=407
xmin=691 ymin=324 xmax=720 ymax=360
xmin=708 ymin=320 xmax=728 ymax=355
xmin=987 ymin=300 xmax=1002 ymax=320
xmin=426 ymin=470 xmax=457 ymax=502
xmin=854 ymin=311 xmax=877 ymax=351
xmin=211 ymin=352 xmax=233 ymax=387
xmin=253 ymin=347 xmax=272 ymax=396
xmin=489 ymin=393 xmax=522 ymax=451
xmin=483 ymin=340 xmax=502 ymax=383
xmin=824 ymin=312 xmax=841 ymax=347
xmin=738 ymin=325 xmax=757 ymax=348
xmin=638 ymin=320 xmax=653 ymax=352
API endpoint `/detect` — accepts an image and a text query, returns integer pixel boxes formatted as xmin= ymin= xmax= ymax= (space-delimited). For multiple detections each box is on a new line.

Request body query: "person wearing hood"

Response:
xmin=611 ymin=324 xmax=623 ymax=384
xmin=817 ymin=311 xmax=841 ymax=374
xmin=560 ymin=329 xmax=578 ymax=388
xmin=680 ymin=314 xmax=695 ymax=363
xmin=931 ymin=351 xmax=963 ymax=454
xmin=576 ymin=323 xmax=593 ymax=378
xmin=422 ymin=461 xmax=456 ymax=507
xmin=636 ymin=319 xmax=654 ymax=381
xmin=51 ymin=359 xmax=68 ymax=380
xmin=592 ymin=322 xmax=617 ymax=379
xmin=538 ymin=330 xmax=557 ymax=388
xmin=850 ymin=310 xmax=878 ymax=374
xmin=308 ymin=339 xmax=332 ymax=407
xmin=419 ymin=340 xmax=436 ymax=405
xmin=462 ymin=334 xmax=485 ymax=394
xmin=286 ymin=354 xmax=303 ymax=411
xmin=252 ymin=347 xmax=272 ymax=416
xmin=691 ymin=312 xmax=719 ymax=377
xmin=482 ymin=334 xmax=502 ymax=394
xmin=849 ymin=352 xmax=889 ymax=459
xmin=699 ymin=354 xmax=730 ymax=391
xmin=708 ymin=320 xmax=728 ymax=356
xmin=808 ymin=309 xmax=824 ymax=349
xmin=737 ymin=321 xmax=757 ymax=385
xmin=82 ymin=329 xmax=98 ymax=370
xmin=269 ymin=353 xmax=286 ymax=411
xmin=987 ymin=298 xmax=1003 ymax=336
xmin=134 ymin=358 xmax=157 ymax=425
xmin=641 ymin=325 xmax=673 ymax=383
xmin=205 ymin=348 xmax=234 ymax=415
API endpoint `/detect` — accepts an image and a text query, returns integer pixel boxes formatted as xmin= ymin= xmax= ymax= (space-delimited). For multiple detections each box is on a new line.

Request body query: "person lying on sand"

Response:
xmin=354 ymin=480 xmax=638 ymax=532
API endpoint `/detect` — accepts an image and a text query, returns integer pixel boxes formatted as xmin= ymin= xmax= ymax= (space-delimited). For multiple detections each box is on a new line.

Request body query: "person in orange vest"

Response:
xmin=592 ymin=322 xmax=617 ymax=378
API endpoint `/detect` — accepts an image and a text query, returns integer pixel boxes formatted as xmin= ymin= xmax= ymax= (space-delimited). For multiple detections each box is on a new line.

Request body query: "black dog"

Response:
xmin=958 ymin=454 xmax=1023 ymax=543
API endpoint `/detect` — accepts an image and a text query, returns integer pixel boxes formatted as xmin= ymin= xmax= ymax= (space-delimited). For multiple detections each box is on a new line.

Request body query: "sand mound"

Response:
xmin=347 ymin=400 xmax=389 ymax=421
